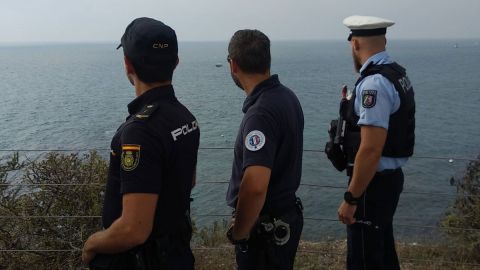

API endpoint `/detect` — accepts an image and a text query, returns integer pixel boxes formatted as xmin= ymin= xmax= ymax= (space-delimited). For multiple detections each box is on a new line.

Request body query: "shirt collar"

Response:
xmin=127 ymin=84 xmax=176 ymax=115
xmin=359 ymin=51 xmax=392 ymax=73
xmin=242 ymin=74 xmax=280 ymax=113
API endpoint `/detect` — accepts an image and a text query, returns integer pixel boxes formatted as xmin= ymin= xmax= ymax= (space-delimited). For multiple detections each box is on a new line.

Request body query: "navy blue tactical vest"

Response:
xmin=343 ymin=63 xmax=415 ymax=162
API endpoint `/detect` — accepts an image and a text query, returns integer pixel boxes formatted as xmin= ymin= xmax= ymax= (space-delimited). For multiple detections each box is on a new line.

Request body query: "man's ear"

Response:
xmin=230 ymin=58 xmax=239 ymax=73
xmin=124 ymin=56 xmax=135 ymax=75
xmin=352 ymin=39 xmax=360 ymax=51
xmin=174 ymin=56 xmax=179 ymax=70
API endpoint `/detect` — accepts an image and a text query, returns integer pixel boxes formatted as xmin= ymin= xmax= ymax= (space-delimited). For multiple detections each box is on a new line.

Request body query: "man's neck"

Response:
xmin=242 ymin=73 xmax=271 ymax=96
xmin=360 ymin=49 xmax=386 ymax=68
xmin=135 ymin=80 xmax=172 ymax=97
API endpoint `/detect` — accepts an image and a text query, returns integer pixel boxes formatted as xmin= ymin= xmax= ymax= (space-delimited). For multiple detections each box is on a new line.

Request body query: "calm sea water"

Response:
xmin=1 ymin=40 xmax=479 ymax=241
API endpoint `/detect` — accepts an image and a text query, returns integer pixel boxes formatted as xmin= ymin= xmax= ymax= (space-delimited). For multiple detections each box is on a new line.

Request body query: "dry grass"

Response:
xmin=192 ymin=240 xmax=480 ymax=270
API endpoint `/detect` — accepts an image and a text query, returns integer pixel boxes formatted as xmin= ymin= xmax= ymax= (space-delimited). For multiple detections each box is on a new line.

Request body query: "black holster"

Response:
xmin=89 ymin=236 xmax=169 ymax=270
xmin=325 ymin=119 xmax=347 ymax=171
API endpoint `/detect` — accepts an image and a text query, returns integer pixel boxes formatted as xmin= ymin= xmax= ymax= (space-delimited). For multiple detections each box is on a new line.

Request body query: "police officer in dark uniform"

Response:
xmin=225 ymin=29 xmax=305 ymax=270
xmin=326 ymin=16 xmax=415 ymax=270
xmin=82 ymin=17 xmax=199 ymax=269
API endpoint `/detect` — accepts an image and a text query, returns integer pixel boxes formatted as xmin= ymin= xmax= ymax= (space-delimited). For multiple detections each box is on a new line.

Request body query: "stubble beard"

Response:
xmin=230 ymin=72 xmax=244 ymax=90
xmin=352 ymin=51 xmax=362 ymax=73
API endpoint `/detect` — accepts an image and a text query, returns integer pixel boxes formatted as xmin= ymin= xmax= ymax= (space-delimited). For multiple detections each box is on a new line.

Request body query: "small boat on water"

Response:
xmin=215 ymin=63 xmax=223 ymax=67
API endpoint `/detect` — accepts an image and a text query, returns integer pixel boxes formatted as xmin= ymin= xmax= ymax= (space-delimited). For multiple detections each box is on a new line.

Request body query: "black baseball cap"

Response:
xmin=116 ymin=17 xmax=178 ymax=67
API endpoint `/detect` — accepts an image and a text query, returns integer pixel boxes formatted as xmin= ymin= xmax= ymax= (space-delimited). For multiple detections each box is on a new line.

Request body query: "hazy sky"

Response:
xmin=1 ymin=0 xmax=479 ymax=43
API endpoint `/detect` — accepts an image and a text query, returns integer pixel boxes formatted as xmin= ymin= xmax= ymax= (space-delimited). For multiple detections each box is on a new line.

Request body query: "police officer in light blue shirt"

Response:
xmin=334 ymin=15 xmax=416 ymax=270
xmin=355 ymin=51 xmax=409 ymax=172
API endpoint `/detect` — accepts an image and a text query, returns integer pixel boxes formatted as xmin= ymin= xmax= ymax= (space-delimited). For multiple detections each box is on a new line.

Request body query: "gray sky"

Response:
xmin=1 ymin=0 xmax=479 ymax=43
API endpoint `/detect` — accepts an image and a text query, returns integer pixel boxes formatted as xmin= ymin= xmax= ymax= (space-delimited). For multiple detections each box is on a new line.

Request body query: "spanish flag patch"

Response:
xmin=121 ymin=144 xmax=141 ymax=171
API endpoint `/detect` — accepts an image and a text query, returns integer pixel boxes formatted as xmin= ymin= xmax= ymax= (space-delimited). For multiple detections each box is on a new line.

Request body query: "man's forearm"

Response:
xmin=349 ymin=147 xmax=381 ymax=198
xmin=231 ymin=166 xmax=271 ymax=239
xmin=84 ymin=218 xmax=144 ymax=255
xmin=233 ymin=181 xmax=267 ymax=239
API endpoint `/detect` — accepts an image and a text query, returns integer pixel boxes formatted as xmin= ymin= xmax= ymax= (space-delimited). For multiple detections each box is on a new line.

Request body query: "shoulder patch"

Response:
xmin=121 ymin=144 xmax=141 ymax=171
xmin=245 ymin=130 xmax=266 ymax=151
xmin=362 ymin=90 xmax=377 ymax=108
xmin=135 ymin=103 xmax=159 ymax=120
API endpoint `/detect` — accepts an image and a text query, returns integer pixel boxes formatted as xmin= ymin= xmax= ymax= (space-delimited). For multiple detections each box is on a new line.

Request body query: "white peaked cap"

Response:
xmin=343 ymin=15 xmax=395 ymax=40
xmin=343 ymin=15 xmax=395 ymax=30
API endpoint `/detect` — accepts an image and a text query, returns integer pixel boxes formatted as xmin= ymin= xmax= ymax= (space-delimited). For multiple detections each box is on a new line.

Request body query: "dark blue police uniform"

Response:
xmin=226 ymin=75 xmax=304 ymax=270
xmin=100 ymin=85 xmax=199 ymax=269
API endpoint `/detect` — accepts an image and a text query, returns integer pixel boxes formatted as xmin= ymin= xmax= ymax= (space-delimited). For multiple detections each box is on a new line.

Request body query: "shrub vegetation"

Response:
xmin=1 ymin=152 xmax=479 ymax=269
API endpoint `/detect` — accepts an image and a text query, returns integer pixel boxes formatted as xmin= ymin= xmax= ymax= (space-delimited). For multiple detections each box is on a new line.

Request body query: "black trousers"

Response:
xmin=89 ymin=248 xmax=194 ymax=270
xmin=347 ymin=168 xmax=404 ymax=270
xmin=161 ymin=248 xmax=195 ymax=270
xmin=235 ymin=208 xmax=303 ymax=270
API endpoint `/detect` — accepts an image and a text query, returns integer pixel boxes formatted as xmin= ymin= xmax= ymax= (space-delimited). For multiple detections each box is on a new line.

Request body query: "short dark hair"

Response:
xmin=129 ymin=57 xmax=176 ymax=83
xmin=228 ymin=29 xmax=271 ymax=74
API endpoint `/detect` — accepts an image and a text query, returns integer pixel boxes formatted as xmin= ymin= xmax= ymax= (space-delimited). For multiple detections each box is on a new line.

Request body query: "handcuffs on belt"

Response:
xmin=258 ymin=217 xmax=291 ymax=246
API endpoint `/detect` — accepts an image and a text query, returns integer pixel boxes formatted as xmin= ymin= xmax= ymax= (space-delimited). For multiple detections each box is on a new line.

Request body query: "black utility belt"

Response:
xmin=376 ymin=168 xmax=402 ymax=176
xmin=90 ymin=233 xmax=190 ymax=270
xmin=347 ymin=166 xmax=401 ymax=177
xmin=255 ymin=197 xmax=303 ymax=246
xmin=260 ymin=196 xmax=303 ymax=217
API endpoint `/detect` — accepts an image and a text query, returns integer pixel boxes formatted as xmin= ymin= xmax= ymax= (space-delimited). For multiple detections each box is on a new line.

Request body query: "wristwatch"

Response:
xmin=344 ymin=191 xmax=361 ymax=205
xmin=226 ymin=225 xmax=249 ymax=252
xmin=226 ymin=225 xmax=249 ymax=244
xmin=227 ymin=226 xmax=248 ymax=253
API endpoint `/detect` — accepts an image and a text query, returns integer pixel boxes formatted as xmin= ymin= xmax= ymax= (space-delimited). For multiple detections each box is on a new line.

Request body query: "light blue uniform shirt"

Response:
xmin=354 ymin=51 xmax=408 ymax=171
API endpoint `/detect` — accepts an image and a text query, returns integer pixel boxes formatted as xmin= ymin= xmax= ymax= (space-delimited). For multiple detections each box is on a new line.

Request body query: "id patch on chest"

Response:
xmin=121 ymin=144 xmax=141 ymax=171
xmin=362 ymin=90 xmax=377 ymax=108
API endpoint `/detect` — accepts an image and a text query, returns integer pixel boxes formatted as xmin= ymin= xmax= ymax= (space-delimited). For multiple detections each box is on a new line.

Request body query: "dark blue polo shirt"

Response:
xmin=102 ymin=85 xmax=200 ymax=234
xmin=226 ymin=75 xmax=304 ymax=210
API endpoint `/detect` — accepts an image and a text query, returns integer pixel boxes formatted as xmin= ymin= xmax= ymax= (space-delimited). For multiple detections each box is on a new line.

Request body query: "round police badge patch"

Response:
xmin=121 ymin=144 xmax=141 ymax=171
xmin=245 ymin=130 xmax=266 ymax=151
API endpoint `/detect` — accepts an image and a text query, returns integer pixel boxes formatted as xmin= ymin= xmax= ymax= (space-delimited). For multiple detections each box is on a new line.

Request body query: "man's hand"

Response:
xmin=226 ymin=217 xmax=238 ymax=244
xmin=338 ymin=201 xmax=357 ymax=225
xmin=81 ymin=238 xmax=96 ymax=265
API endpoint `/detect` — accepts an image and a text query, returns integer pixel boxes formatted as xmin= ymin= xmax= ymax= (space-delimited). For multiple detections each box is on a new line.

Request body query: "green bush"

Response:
xmin=0 ymin=153 xmax=24 ymax=262
xmin=442 ymin=155 xmax=480 ymax=260
xmin=2 ymin=152 xmax=480 ymax=269
xmin=0 ymin=152 xmax=107 ymax=270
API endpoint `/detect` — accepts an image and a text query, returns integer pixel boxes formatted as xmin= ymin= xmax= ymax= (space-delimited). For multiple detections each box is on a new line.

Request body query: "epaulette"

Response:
xmin=134 ymin=103 xmax=160 ymax=121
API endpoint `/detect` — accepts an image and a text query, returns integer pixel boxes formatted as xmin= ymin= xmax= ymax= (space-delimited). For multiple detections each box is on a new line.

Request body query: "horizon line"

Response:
xmin=0 ymin=37 xmax=478 ymax=46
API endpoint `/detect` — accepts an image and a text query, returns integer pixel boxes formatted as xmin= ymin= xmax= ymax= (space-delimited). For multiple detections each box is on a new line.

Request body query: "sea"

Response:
xmin=0 ymin=40 xmax=479 ymax=242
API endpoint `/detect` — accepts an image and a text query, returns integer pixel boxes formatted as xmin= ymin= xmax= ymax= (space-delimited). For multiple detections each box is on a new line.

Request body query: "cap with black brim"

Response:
xmin=347 ymin=28 xmax=387 ymax=41
xmin=343 ymin=15 xmax=394 ymax=41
